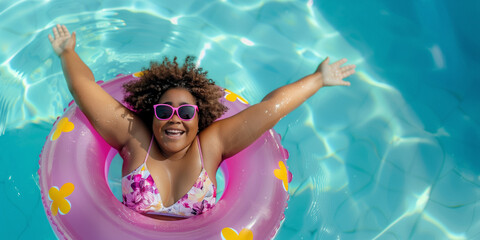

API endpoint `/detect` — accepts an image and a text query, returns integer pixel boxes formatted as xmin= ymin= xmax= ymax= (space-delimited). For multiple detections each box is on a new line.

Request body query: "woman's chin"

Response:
xmin=160 ymin=140 xmax=190 ymax=155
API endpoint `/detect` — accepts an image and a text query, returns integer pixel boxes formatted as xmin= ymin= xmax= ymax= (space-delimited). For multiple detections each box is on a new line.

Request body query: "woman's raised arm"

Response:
xmin=49 ymin=25 xmax=141 ymax=149
xmin=202 ymin=57 xmax=356 ymax=162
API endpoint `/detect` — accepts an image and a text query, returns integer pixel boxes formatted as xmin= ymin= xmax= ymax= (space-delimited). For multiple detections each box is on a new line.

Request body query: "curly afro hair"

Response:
xmin=123 ymin=56 xmax=228 ymax=131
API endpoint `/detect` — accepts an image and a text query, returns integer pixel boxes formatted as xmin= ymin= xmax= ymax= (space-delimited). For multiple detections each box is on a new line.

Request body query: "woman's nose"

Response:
xmin=168 ymin=111 xmax=182 ymax=122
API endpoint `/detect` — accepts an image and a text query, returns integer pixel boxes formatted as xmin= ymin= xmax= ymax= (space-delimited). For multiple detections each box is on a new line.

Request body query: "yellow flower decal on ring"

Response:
xmin=224 ymin=89 xmax=249 ymax=104
xmin=274 ymin=161 xmax=292 ymax=191
xmin=52 ymin=117 xmax=74 ymax=141
xmin=133 ymin=71 xmax=145 ymax=77
xmin=221 ymin=227 xmax=253 ymax=240
xmin=48 ymin=182 xmax=75 ymax=216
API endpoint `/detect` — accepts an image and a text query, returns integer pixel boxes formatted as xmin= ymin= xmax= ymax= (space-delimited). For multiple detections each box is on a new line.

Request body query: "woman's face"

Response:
xmin=152 ymin=88 xmax=199 ymax=156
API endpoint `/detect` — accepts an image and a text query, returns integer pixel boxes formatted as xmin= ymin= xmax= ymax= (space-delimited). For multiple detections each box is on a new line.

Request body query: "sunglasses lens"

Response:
xmin=178 ymin=106 xmax=196 ymax=120
xmin=155 ymin=105 xmax=173 ymax=119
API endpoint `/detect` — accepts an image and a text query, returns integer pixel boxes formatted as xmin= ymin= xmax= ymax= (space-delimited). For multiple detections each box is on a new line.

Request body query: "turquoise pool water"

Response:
xmin=1 ymin=0 xmax=479 ymax=239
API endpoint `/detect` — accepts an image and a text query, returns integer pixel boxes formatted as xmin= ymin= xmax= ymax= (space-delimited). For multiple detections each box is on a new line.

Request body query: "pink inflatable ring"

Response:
xmin=38 ymin=72 xmax=291 ymax=239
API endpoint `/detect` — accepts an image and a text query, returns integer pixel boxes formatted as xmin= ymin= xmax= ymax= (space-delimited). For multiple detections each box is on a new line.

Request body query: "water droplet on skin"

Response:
xmin=274 ymin=104 xmax=281 ymax=112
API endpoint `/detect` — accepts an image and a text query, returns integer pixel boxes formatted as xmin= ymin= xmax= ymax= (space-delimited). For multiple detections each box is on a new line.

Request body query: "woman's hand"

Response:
xmin=316 ymin=57 xmax=356 ymax=87
xmin=48 ymin=24 xmax=76 ymax=56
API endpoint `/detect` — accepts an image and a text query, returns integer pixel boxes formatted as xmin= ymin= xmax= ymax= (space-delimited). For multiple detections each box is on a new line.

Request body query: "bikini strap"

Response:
xmin=197 ymin=136 xmax=205 ymax=169
xmin=144 ymin=135 xmax=154 ymax=164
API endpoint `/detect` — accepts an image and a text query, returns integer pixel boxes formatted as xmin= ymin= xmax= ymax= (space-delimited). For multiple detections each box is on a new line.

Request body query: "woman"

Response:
xmin=48 ymin=24 xmax=356 ymax=220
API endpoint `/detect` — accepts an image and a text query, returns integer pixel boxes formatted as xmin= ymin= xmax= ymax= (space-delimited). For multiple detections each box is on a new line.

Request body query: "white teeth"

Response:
xmin=165 ymin=130 xmax=184 ymax=135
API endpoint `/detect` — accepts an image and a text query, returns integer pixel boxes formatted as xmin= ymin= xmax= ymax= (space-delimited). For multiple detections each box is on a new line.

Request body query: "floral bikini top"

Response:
xmin=121 ymin=136 xmax=216 ymax=218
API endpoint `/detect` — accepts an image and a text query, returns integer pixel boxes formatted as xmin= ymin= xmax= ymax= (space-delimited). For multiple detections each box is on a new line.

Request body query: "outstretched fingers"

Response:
xmin=57 ymin=24 xmax=65 ymax=36
xmin=53 ymin=24 xmax=70 ymax=38
xmin=48 ymin=34 xmax=54 ymax=43
xmin=332 ymin=58 xmax=347 ymax=68
xmin=61 ymin=24 xmax=70 ymax=36
xmin=52 ymin=25 xmax=60 ymax=39
xmin=340 ymin=64 xmax=356 ymax=78
xmin=340 ymin=80 xmax=351 ymax=86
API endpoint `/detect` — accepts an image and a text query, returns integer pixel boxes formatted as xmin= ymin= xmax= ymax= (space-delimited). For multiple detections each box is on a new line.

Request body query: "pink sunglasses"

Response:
xmin=153 ymin=104 xmax=198 ymax=121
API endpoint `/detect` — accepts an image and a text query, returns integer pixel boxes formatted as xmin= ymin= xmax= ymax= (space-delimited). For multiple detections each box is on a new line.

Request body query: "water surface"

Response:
xmin=0 ymin=0 xmax=479 ymax=239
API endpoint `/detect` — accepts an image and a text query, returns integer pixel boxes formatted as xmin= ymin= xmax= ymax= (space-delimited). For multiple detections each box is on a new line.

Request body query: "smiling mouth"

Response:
xmin=165 ymin=129 xmax=185 ymax=137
